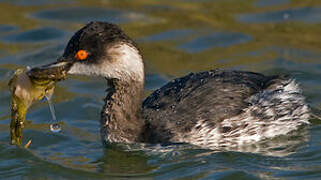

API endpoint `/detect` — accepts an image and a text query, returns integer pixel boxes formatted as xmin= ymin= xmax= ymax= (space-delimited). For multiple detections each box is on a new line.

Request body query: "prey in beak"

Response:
xmin=9 ymin=59 xmax=73 ymax=146
xmin=27 ymin=60 xmax=73 ymax=82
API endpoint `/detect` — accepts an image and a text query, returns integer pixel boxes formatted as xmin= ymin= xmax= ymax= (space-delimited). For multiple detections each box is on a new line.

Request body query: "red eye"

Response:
xmin=75 ymin=50 xmax=88 ymax=60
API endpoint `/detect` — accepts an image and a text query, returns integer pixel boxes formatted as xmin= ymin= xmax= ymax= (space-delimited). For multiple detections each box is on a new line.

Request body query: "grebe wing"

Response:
xmin=142 ymin=70 xmax=275 ymax=143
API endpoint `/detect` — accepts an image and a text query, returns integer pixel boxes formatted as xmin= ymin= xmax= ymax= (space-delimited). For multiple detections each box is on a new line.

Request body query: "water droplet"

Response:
xmin=45 ymin=94 xmax=62 ymax=133
xmin=50 ymin=123 xmax=62 ymax=133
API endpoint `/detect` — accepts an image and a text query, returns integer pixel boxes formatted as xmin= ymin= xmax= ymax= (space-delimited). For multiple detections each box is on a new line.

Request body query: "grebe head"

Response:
xmin=29 ymin=21 xmax=144 ymax=83
xmin=28 ymin=22 xmax=146 ymax=144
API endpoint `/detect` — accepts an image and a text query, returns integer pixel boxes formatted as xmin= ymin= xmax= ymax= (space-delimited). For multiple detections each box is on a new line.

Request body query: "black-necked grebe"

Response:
xmin=28 ymin=21 xmax=310 ymax=149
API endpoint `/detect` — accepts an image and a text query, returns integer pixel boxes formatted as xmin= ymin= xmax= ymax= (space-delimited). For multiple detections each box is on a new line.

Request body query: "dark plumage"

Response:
xmin=62 ymin=22 xmax=136 ymax=65
xmin=142 ymin=70 xmax=275 ymax=143
xmin=29 ymin=21 xmax=310 ymax=150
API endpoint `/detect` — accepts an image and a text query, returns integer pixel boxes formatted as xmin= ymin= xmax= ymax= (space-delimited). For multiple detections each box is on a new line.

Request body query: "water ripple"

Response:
xmin=1 ymin=0 xmax=74 ymax=6
xmin=238 ymin=7 xmax=321 ymax=24
xmin=178 ymin=32 xmax=252 ymax=53
xmin=140 ymin=29 xmax=194 ymax=42
xmin=1 ymin=27 xmax=65 ymax=43
xmin=0 ymin=25 xmax=18 ymax=33
xmin=255 ymin=0 xmax=289 ymax=7
xmin=32 ymin=7 xmax=155 ymax=24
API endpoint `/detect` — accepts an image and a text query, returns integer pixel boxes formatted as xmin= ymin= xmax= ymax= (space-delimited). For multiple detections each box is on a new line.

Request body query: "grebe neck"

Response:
xmin=100 ymin=77 xmax=145 ymax=144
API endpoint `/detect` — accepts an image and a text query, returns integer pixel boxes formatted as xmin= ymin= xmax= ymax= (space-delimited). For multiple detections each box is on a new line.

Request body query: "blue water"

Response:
xmin=239 ymin=7 xmax=321 ymax=24
xmin=178 ymin=32 xmax=252 ymax=53
xmin=255 ymin=0 xmax=289 ymax=7
xmin=140 ymin=29 xmax=194 ymax=42
xmin=0 ymin=0 xmax=320 ymax=179
xmin=32 ymin=7 xmax=154 ymax=25
xmin=2 ymin=27 xmax=66 ymax=42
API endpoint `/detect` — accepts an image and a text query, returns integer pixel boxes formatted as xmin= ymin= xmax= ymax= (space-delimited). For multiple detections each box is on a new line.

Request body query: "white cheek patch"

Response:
xmin=68 ymin=62 xmax=100 ymax=76
xmin=68 ymin=43 xmax=144 ymax=82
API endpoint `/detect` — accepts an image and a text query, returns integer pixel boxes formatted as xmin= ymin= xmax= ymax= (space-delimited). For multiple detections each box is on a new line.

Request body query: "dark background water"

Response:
xmin=0 ymin=0 xmax=320 ymax=179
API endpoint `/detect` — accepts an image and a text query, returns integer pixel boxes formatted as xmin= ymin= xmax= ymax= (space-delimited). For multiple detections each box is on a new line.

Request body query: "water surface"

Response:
xmin=0 ymin=0 xmax=320 ymax=179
